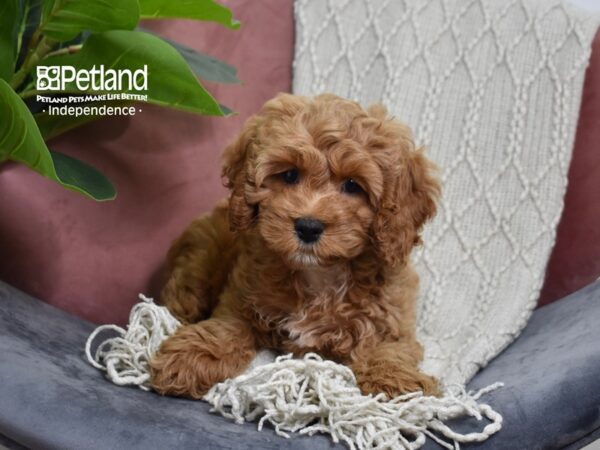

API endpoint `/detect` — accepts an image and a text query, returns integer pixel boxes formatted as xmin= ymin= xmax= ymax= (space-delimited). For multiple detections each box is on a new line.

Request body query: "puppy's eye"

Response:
xmin=281 ymin=168 xmax=299 ymax=185
xmin=341 ymin=178 xmax=364 ymax=195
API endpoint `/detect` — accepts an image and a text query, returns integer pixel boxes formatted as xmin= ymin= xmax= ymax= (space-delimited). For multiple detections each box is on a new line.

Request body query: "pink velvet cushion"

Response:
xmin=538 ymin=29 xmax=600 ymax=306
xmin=0 ymin=0 xmax=294 ymax=324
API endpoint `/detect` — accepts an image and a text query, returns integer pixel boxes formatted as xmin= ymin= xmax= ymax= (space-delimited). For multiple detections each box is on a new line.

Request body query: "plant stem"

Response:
xmin=45 ymin=44 xmax=82 ymax=58
xmin=19 ymin=89 xmax=44 ymax=99
xmin=10 ymin=36 xmax=55 ymax=91
xmin=15 ymin=2 xmax=31 ymax=57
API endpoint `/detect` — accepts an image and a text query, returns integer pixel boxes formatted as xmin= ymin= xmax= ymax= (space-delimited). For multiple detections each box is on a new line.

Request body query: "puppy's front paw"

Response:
xmin=352 ymin=359 xmax=440 ymax=399
xmin=149 ymin=343 xmax=216 ymax=399
xmin=149 ymin=319 xmax=256 ymax=399
xmin=356 ymin=371 xmax=439 ymax=398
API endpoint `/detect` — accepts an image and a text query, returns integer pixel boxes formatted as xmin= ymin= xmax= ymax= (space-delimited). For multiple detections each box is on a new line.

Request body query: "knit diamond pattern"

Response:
xmin=293 ymin=0 xmax=599 ymax=385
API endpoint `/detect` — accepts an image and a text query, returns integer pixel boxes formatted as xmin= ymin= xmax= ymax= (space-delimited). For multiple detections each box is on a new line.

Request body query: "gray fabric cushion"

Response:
xmin=0 ymin=280 xmax=599 ymax=450
xmin=423 ymin=279 xmax=600 ymax=450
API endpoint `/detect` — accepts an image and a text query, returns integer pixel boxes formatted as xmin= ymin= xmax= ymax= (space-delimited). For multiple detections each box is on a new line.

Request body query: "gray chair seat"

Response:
xmin=0 ymin=280 xmax=599 ymax=450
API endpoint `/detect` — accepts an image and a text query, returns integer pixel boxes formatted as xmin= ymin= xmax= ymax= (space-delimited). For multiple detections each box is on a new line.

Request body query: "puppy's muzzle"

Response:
xmin=294 ymin=217 xmax=324 ymax=244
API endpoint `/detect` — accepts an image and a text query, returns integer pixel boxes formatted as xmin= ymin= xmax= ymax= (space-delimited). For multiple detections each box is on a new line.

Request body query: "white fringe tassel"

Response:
xmin=85 ymin=296 xmax=503 ymax=450
xmin=85 ymin=294 xmax=181 ymax=389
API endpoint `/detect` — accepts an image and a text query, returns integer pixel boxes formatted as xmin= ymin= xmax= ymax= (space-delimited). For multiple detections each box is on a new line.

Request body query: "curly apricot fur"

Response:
xmin=150 ymin=94 xmax=440 ymax=399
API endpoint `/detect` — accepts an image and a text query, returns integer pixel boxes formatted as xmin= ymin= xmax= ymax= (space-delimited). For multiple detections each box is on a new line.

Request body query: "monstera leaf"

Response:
xmin=0 ymin=79 xmax=115 ymax=200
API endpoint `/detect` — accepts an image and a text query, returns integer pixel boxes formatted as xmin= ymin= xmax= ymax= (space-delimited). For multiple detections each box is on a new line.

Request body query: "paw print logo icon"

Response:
xmin=36 ymin=66 xmax=61 ymax=90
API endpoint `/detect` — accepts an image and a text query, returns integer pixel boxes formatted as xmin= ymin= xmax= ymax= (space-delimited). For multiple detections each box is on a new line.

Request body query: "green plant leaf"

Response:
xmin=0 ymin=79 xmax=115 ymax=200
xmin=138 ymin=0 xmax=239 ymax=29
xmin=0 ymin=0 xmax=20 ymax=81
xmin=40 ymin=0 xmax=140 ymax=41
xmin=158 ymin=35 xmax=240 ymax=84
xmin=49 ymin=150 xmax=116 ymax=199
xmin=15 ymin=0 xmax=34 ymax=61
xmin=41 ymin=30 xmax=227 ymax=116
xmin=14 ymin=0 xmax=43 ymax=69
xmin=219 ymin=104 xmax=233 ymax=115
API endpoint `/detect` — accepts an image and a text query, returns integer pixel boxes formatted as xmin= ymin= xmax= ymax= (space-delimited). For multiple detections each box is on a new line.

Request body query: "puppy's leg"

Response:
xmin=161 ymin=202 xmax=236 ymax=324
xmin=149 ymin=317 xmax=256 ymax=398
xmin=351 ymin=340 xmax=439 ymax=398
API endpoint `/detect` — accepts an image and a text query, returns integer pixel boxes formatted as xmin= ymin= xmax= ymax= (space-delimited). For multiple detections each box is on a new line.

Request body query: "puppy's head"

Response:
xmin=222 ymin=93 xmax=439 ymax=268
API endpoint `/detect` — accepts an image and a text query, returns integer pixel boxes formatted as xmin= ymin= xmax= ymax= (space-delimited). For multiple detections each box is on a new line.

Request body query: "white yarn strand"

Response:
xmin=85 ymin=297 xmax=503 ymax=449
xmin=85 ymin=294 xmax=181 ymax=390
xmin=205 ymin=354 xmax=503 ymax=450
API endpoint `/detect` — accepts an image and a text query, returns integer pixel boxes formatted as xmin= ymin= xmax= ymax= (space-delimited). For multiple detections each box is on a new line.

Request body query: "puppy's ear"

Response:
xmin=222 ymin=117 xmax=259 ymax=233
xmin=373 ymin=146 xmax=440 ymax=267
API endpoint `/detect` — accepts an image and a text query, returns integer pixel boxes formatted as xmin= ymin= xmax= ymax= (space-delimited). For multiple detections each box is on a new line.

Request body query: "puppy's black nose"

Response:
xmin=294 ymin=217 xmax=324 ymax=244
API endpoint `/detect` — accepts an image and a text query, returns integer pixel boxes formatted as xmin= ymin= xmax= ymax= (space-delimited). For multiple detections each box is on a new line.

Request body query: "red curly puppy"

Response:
xmin=150 ymin=93 xmax=440 ymax=399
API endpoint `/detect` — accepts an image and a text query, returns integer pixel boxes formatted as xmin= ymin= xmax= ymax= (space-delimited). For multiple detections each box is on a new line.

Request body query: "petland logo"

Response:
xmin=36 ymin=65 xmax=148 ymax=92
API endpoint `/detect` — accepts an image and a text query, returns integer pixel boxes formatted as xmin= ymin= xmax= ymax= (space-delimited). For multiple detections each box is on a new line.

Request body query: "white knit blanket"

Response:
xmin=293 ymin=0 xmax=599 ymax=386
